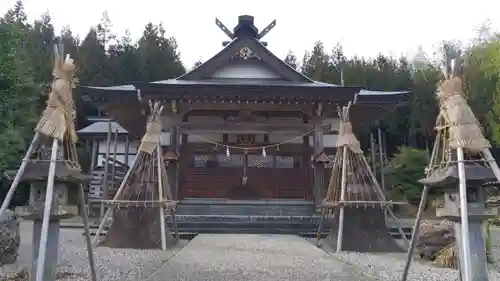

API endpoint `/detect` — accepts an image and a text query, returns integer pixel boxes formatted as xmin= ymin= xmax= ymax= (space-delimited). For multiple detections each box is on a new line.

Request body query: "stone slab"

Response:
xmin=148 ymin=233 xmax=376 ymax=281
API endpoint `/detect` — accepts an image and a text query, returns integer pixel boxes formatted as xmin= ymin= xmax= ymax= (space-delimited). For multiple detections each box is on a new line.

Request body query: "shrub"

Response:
xmin=385 ymin=147 xmax=429 ymax=204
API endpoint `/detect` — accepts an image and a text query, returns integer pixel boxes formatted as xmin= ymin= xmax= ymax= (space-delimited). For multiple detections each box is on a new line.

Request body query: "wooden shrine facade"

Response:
xmin=77 ymin=15 xmax=409 ymax=206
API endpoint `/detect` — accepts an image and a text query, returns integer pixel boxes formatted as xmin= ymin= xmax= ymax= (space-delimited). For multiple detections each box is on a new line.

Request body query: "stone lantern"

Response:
xmin=7 ymin=144 xmax=91 ymax=281
xmin=420 ymin=161 xmax=498 ymax=279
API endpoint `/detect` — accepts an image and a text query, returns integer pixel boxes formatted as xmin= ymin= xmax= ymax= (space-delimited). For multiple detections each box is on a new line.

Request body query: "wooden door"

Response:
xmin=179 ymin=152 xmax=310 ymax=199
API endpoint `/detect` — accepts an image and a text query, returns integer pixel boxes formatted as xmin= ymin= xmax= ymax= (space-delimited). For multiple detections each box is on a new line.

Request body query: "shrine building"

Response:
xmin=77 ymin=15 xmax=409 ymax=233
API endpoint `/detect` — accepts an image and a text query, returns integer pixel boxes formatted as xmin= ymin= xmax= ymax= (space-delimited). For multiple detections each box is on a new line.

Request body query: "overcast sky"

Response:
xmin=2 ymin=0 xmax=499 ymax=68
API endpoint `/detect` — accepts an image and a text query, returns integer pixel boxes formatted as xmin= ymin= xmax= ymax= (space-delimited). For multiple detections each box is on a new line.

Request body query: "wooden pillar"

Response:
xmin=100 ymin=120 xmax=112 ymax=220
xmin=90 ymin=140 xmax=98 ymax=173
xmin=370 ymin=131 xmax=377 ymax=175
xmin=169 ymin=126 xmax=180 ymax=200
xmin=302 ymin=114 xmax=310 ymax=199
xmin=312 ymin=117 xmax=325 ymax=210
xmin=124 ymin=135 xmax=130 ymax=167
xmin=110 ymin=130 xmax=118 ymax=191
xmin=377 ymin=122 xmax=386 ymax=194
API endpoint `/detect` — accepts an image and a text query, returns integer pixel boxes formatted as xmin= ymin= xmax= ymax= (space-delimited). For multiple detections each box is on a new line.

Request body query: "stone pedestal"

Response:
xmin=0 ymin=209 xmax=20 ymax=266
xmin=437 ymin=188 xmax=497 ymax=281
xmin=14 ymin=183 xmax=78 ymax=281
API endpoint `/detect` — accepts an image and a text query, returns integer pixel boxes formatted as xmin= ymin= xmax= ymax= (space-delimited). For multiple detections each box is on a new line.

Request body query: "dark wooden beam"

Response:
xmin=176 ymin=121 xmax=334 ymax=134
xmin=179 ymin=102 xmax=314 ymax=116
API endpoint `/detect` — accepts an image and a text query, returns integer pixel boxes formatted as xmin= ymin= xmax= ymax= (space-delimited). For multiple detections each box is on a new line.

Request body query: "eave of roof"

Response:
xmin=78 ymin=121 xmax=129 ymax=135
xmin=355 ymin=90 xmax=411 ymax=105
xmin=77 ymin=82 xmax=410 ymax=105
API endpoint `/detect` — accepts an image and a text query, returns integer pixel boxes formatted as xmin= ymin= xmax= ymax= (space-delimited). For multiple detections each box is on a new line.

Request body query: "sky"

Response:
xmin=2 ymin=0 xmax=500 ymax=68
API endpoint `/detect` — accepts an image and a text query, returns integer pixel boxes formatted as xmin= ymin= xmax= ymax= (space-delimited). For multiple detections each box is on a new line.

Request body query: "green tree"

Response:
xmin=192 ymin=59 xmax=203 ymax=69
xmin=463 ymin=29 xmax=500 ymax=143
xmin=301 ymin=41 xmax=333 ymax=83
xmin=107 ymin=30 xmax=140 ymax=84
xmin=28 ymin=12 xmax=55 ymax=85
xmin=77 ymin=28 xmax=109 ymax=85
xmin=283 ymin=50 xmax=298 ymax=70
xmin=0 ymin=6 xmax=41 ymax=204
xmin=136 ymin=22 xmax=185 ymax=81
xmin=385 ymin=147 xmax=430 ymax=203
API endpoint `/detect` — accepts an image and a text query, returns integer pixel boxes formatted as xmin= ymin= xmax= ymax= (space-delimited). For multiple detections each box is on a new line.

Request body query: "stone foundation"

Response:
xmin=0 ymin=209 xmax=20 ymax=266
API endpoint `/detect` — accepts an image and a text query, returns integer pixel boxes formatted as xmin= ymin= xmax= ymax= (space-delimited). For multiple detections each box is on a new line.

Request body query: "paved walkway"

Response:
xmin=147 ymin=234 xmax=375 ymax=281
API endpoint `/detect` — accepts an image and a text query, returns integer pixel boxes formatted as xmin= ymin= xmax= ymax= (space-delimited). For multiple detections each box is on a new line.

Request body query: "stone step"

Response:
xmin=168 ymin=214 xmax=321 ymax=222
xmin=176 ymin=203 xmax=314 ymax=217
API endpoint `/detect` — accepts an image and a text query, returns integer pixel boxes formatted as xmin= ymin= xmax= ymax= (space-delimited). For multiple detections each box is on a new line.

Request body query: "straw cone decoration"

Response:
xmin=35 ymin=44 xmax=78 ymax=143
xmin=138 ymin=101 xmax=164 ymax=154
xmin=437 ymin=76 xmax=490 ymax=153
xmin=336 ymin=104 xmax=362 ymax=154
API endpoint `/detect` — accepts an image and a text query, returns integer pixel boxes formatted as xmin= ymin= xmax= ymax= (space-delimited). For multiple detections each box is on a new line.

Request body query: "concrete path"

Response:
xmin=147 ymin=234 xmax=375 ymax=281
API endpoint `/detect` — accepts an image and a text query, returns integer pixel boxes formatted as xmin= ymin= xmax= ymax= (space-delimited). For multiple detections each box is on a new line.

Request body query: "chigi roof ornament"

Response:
xmin=216 ymin=15 xmax=276 ymax=46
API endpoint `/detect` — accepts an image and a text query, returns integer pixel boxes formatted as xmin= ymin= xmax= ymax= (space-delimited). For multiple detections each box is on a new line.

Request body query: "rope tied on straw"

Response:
xmin=336 ymin=103 xmax=362 ymax=154
xmin=139 ymin=101 xmax=164 ymax=154
xmin=35 ymin=45 xmax=78 ymax=143
xmin=437 ymin=76 xmax=490 ymax=153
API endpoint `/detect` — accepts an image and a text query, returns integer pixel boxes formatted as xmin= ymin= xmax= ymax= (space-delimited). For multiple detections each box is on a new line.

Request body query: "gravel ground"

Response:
xmin=320 ymin=229 xmax=500 ymax=281
xmin=147 ymin=233 xmax=374 ymax=281
xmin=3 ymin=221 xmax=500 ymax=281
xmin=0 ymin=221 xmax=187 ymax=281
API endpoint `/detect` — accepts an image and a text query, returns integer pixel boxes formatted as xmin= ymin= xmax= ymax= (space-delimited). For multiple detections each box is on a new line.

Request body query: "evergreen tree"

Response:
xmin=0 ymin=4 xmax=41 ymax=203
xmin=136 ymin=22 xmax=185 ymax=81
xmin=283 ymin=50 xmax=298 ymax=70
xmin=78 ymin=28 xmax=109 ymax=85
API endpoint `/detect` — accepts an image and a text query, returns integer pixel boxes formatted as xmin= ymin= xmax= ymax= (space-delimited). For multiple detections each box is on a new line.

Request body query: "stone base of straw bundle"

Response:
xmin=99 ymin=206 xmax=176 ymax=249
xmin=325 ymin=207 xmax=403 ymax=253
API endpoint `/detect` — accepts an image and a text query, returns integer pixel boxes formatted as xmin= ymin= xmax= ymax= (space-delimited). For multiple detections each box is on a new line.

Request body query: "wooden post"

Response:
xmin=77 ymin=184 xmax=97 ymax=281
xmin=370 ymin=131 xmax=376 ymax=175
xmin=377 ymin=124 xmax=385 ymax=193
xmin=336 ymin=145 xmax=348 ymax=253
xmin=124 ymin=135 xmax=130 ymax=167
xmin=457 ymin=147 xmax=472 ymax=281
xmin=35 ymin=138 xmax=59 ymax=281
xmin=90 ymin=140 xmax=98 ymax=172
xmin=156 ymin=144 xmax=167 ymax=251
xmin=312 ymin=117 xmax=324 ymax=209
xmin=169 ymin=126 xmax=180 ymax=200
xmin=402 ymin=134 xmax=440 ymax=281
xmin=0 ymin=133 xmax=40 ymax=218
xmin=111 ymin=129 xmax=118 ymax=192
xmin=100 ymin=120 xmax=112 ymax=220
xmin=92 ymin=153 xmax=142 ymax=246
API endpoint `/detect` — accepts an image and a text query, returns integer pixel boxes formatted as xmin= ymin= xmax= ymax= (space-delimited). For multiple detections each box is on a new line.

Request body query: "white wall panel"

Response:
xmin=98 ymin=140 xmax=139 ymax=154
xmin=308 ymin=134 xmax=339 ymax=147
xmin=322 ymin=118 xmax=341 ymax=131
xmin=211 ymin=64 xmax=280 ymax=79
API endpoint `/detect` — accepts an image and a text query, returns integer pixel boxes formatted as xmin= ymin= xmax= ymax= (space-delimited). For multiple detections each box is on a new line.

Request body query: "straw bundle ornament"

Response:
xmin=138 ymin=101 xmax=164 ymax=154
xmin=436 ymin=76 xmax=490 ymax=153
xmin=336 ymin=102 xmax=361 ymax=154
xmin=35 ymin=44 xmax=78 ymax=143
